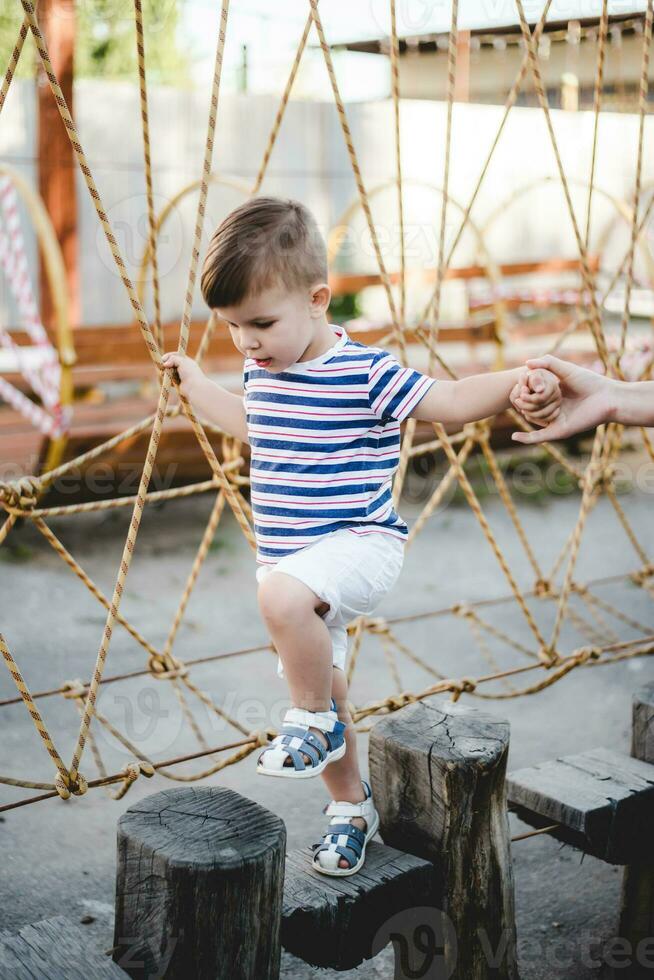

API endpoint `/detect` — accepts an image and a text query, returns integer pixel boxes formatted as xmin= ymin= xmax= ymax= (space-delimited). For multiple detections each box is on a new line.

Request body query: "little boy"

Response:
xmin=161 ymin=196 xmax=561 ymax=877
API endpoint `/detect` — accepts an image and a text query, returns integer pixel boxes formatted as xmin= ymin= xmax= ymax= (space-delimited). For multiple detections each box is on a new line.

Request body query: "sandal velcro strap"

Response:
xmin=325 ymin=799 xmax=368 ymax=818
xmin=283 ymin=706 xmax=342 ymax=734
xmin=326 ymin=823 xmax=366 ymax=846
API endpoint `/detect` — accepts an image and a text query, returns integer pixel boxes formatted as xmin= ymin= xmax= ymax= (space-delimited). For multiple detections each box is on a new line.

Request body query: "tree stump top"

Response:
xmin=372 ymin=697 xmax=510 ymax=769
xmin=117 ymin=786 xmax=285 ymax=871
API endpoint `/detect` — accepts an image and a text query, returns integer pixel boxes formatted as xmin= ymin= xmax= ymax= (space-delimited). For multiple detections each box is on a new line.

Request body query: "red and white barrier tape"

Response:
xmin=0 ymin=177 xmax=69 ymax=437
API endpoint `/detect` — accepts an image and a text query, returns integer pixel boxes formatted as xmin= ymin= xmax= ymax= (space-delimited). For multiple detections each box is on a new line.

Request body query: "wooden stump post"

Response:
xmin=618 ymin=681 xmax=654 ymax=978
xmin=113 ymin=786 xmax=286 ymax=980
xmin=369 ymin=697 xmax=519 ymax=980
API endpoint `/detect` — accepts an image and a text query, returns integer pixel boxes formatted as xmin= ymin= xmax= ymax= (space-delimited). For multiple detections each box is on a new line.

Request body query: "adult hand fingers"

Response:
xmin=512 ymin=417 xmax=565 ymax=444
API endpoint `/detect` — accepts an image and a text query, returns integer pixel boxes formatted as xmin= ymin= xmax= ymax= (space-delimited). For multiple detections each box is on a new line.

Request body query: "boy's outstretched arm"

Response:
xmin=409 ymin=365 xmax=560 ymax=428
xmin=161 ymin=351 xmax=249 ymax=444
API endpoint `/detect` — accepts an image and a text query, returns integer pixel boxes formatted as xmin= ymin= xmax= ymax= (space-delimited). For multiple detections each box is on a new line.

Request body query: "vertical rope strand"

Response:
xmin=0 ymin=15 xmax=28 ymax=117
xmin=309 ymin=0 xmax=406 ymax=361
xmin=617 ymin=0 xmax=653 ymax=362
xmin=134 ymin=0 xmax=164 ymax=352
xmin=514 ymin=0 xmax=609 ymax=371
xmin=584 ymin=0 xmax=608 ymax=249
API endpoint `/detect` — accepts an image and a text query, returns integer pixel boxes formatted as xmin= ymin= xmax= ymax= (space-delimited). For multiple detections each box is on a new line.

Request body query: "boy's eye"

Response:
xmin=228 ymin=320 xmax=275 ymax=329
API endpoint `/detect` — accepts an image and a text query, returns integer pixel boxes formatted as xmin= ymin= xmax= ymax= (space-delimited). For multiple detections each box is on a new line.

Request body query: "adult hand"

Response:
xmin=511 ymin=354 xmax=612 ymax=444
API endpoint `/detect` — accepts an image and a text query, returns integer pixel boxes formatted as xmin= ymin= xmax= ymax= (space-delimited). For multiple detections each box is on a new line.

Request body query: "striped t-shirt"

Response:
xmin=243 ymin=325 xmax=436 ymax=564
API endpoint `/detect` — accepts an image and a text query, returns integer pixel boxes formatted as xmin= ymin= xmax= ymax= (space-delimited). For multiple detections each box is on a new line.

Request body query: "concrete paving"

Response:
xmin=1 ymin=450 xmax=653 ymax=979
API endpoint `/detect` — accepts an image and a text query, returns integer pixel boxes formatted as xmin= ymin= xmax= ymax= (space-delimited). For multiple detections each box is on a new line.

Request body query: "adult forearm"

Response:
xmin=610 ymin=378 xmax=654 ymax=427
xmin=184 ymin=376 xmax=249 ymax=443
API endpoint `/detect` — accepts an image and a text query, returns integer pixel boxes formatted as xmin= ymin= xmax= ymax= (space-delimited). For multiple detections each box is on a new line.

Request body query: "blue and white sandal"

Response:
xmin=311 ymin=779 xmax=379 ymax=876
xmin=256 ymin=697 xmax=347 ymax=778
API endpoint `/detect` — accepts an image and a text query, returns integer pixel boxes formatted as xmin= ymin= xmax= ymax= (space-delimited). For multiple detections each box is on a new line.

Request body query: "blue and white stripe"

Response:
xmin=243 ymin=326 xmax=436 ymax=564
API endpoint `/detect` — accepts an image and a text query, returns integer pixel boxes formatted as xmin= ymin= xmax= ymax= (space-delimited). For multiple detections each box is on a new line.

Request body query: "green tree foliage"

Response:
xmin=0 ymin=1 xmax=191 ymax=84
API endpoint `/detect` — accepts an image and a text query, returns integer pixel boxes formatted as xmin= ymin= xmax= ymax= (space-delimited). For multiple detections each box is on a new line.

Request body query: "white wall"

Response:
xmin=1 ymin=78 xmax=652 ymax=329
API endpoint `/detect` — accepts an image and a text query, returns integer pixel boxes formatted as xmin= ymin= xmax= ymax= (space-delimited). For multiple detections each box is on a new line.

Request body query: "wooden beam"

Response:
xmin=37 ymin=0 xmax=79 ymax=333
xmin=455 ymin=30 xmax=471 ymax=102
xmin=618 ymin=683 xmax=654 ymax=975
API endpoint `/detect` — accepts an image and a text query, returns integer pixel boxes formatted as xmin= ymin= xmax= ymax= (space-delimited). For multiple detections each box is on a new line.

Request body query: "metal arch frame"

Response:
xmin=327 ymin=178 xmax=509 ymax=364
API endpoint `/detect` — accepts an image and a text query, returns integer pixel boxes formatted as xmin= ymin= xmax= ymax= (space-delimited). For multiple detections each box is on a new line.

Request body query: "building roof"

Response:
xmin=328 ymin=9 xmax=648 ymax=55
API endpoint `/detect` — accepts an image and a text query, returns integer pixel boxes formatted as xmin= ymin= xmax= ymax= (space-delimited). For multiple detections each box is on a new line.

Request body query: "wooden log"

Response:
xmin=0 ymin=915 xmax=127 ymax=979
xmin=369 ymin=697 xmax=519 ymax=980
xmin=38 ymin=0 xmax=79 ymax=332
xmin=113 ymin=786 xmax=285 ymax=980
xmin=281 ymin=839 xmax=435 ymax=972
xmin=507 ymin=746 xmax=654 ymax=865
xmin=618 ymin=682 xmax=654 ymax=978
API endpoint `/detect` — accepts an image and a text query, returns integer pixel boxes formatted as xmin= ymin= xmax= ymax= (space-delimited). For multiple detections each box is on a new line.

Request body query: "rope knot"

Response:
xmin=366 ymin=616 xmax=391 ymax=636
xmin=386 ymin=691 xmax=414 ymax=710
xmin=253 ymin=727 xmax=278 ymax=748
xmin=449 ymin=676 xmax=477 ymax=702
xmin=537 ymin=645 xmax=561 ymax=668
xmin=575 ymin=645 xmax=601 ymax=665
xmin=452 ymin=602 xmax=473 ymax=619
xmin=0 ymin=476 xmax=41 ymax=512
xmin=112 ymin=760 xmax=156 ymax=800
xmin=54 ymin=770 xmax=88 ymax=800
xmin=147 ymin=654 xmax=189 ymax=680
xmin=630 ymin=563 xmax=654 ymax=586
xmin=61 ymin=678 xmax=87 ymax=699
xmin=533 ymin=578 xmax=552 ymax=598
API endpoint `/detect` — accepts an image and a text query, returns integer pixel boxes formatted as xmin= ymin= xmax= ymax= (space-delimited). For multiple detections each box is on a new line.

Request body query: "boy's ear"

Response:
xmin=309 ymin=282 xmax=331 ymax=317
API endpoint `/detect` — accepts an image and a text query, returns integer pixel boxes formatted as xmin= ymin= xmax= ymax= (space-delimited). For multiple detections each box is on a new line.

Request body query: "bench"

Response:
xmin=507 ymin=681 xmax=654 ymax=977
xmin=0 ymin=916 xmax=127 ymax=979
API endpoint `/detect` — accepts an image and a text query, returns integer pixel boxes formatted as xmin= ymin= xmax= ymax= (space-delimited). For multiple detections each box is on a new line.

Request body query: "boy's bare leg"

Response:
xmin=258 ymin=572 xmax=335 ymax=767
xmin=319 ymin=666 xmax=368 ymax=869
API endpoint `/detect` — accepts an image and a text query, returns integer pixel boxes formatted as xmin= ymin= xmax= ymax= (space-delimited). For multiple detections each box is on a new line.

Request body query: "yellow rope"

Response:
xmin=1 ymin=1 xmax=652 ymax=815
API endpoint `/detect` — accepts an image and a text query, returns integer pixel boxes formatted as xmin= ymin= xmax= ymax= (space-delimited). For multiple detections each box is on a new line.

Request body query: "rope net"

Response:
xmin=0 ymin=0 xmax=653 ymax=813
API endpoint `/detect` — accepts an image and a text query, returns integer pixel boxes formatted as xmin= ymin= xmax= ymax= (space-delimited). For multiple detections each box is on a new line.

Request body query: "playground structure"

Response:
xmin=1 ymin=0 xmax=654 ymax=974
xmin=1 ymin=684 xmax=652 ymax=977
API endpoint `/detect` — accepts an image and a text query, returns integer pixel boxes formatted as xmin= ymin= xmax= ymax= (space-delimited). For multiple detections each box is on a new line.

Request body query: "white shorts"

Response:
xmin=255 ymin=528 xmax=405 ymax=679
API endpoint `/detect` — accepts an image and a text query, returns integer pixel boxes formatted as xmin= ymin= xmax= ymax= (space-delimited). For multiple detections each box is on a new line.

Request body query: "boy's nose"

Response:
xmin=239 ymin=332 xmax=260 ymax=353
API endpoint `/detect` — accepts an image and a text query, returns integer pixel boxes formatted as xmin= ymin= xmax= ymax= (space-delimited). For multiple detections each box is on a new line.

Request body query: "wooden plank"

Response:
xmin=7 ymin=318 xmax=498 ymax=379
xmin=507 ymin=746 xmax=654 ymax=864
xmin=328 ymin=256 xmax=599 ymax=295
xmin=282 ymin=840 xmax=434 ymax=971
xmin=0 ymin=916 xmax=127 ymax=979
xmin=114 ymin=786 xmax=285 ymax=980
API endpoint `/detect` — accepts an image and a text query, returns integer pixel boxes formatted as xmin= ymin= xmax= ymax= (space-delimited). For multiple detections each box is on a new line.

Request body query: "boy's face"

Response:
xmin=217 ymin=283 xmax=330 ymax=372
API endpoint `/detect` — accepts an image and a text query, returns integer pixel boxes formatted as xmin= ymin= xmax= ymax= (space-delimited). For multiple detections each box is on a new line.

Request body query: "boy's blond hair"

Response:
xmin=200 ymin=196 xmax=327 ymax=308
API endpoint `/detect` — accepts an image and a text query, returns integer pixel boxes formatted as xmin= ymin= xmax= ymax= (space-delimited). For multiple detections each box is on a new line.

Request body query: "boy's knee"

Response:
xmin=257 ymin=572 xmax=315 ymax=626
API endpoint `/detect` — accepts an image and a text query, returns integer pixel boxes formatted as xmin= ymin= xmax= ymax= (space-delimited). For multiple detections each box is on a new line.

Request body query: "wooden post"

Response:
xmin=369 ymin=697 xmax=519 ymax=980
xmin=618 ymin=681 xmax=654 ymax=978
xmin=455 ymin=31 xmax=470 ymax=103
xmin=113 ymin=786 xmax=286 ymax=980
xmin=37 ymin=0 xmax=79 ymax=331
